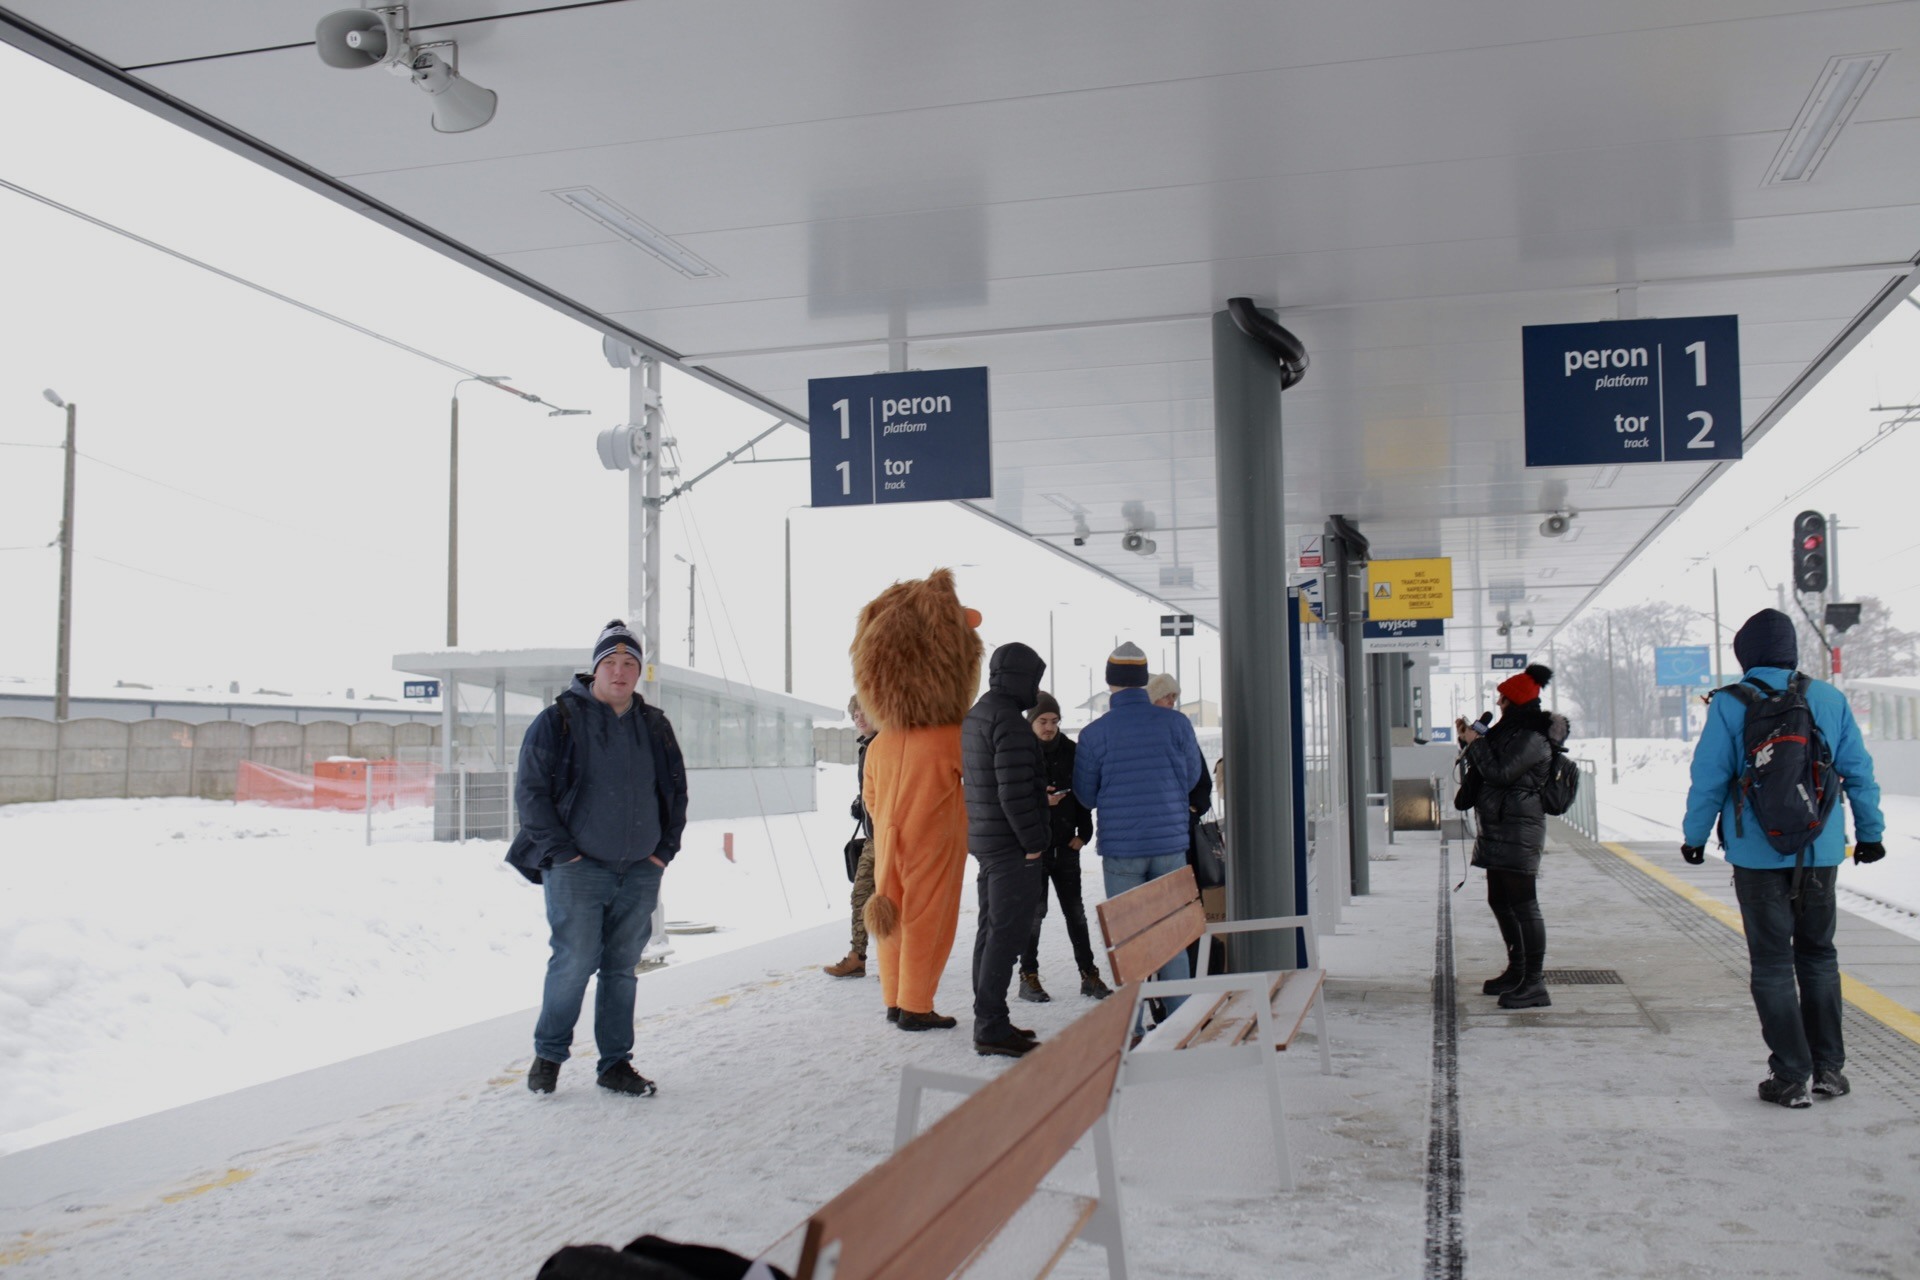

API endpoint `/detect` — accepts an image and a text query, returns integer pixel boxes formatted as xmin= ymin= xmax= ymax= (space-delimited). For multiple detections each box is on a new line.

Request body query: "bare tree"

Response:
xmin=1552 ymin=603 xmax=1702 ymax=738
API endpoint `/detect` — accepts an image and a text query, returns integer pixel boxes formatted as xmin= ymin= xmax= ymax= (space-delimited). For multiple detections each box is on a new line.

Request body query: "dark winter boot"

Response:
xmin=595 ymin=1062 xmax=658 ymax=1096
xmin=526 ymin=1056 xmax=561 ymax=1094
xmin=896 ymin=1009 xmax=958 ymax=1031
xmin=1482 ymin=902 xmax=1525 ymax=995
xmin=1080 ymin=967 xmax=1113 ymax=999
xmin=1497 ymin=899 xmax=1551 ymax=1008
xmin=975 ymin=1030 xmax=1039 ymax=1058
xmin=1019 ymin=971 xmax=1052 ymax=1003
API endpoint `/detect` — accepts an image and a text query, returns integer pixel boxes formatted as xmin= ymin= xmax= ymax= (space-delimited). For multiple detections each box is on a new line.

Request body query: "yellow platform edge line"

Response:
xmin=1601 ymin=842 xmax=1920 ymax=1049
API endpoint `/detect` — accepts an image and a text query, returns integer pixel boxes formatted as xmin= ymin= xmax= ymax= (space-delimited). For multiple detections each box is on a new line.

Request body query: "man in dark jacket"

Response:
xmin=508 ymin=620 xmax=689 ymax=1097
xmin=963 ymin=642 xmax=1051 ymax=1057
xmin=1459 ymin=665 xmax=1562 ymax=1010
xmin=1018 ymin=692 xmax=1110 ymax=1002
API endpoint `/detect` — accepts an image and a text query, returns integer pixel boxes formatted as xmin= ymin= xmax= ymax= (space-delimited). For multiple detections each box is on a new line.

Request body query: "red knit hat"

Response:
xmin=1496 ymin=671 xmax=1541 ymax=705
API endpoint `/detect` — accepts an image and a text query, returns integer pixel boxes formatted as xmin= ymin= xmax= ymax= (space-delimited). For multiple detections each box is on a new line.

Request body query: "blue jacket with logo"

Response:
xmin=1681 ymin=666 xmax=1883 ymax=869
xmin=1073 ymin=687 xmax=1207 ymax=859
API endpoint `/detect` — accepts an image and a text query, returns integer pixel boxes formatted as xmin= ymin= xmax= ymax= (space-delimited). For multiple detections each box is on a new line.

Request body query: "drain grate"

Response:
xmin=1542 ymin=968 xmax=1623 ymax=985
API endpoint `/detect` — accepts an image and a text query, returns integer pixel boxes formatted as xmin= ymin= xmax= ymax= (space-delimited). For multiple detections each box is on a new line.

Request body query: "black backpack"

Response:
xmin=1539 ymin=747 xmax=1580 ymax=817
xmin=1715 ymin=672 xmax=1840 ymax=882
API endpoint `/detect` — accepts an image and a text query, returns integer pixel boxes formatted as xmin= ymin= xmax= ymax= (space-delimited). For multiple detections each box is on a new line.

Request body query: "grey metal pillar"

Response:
xmin=1212 ymin=306 xmax=1298 ymax=972
xmin=1368 ymin=652 xmax=1394 ymax=802
xmin=1329 ymin=519 xmax=1371 ymax=895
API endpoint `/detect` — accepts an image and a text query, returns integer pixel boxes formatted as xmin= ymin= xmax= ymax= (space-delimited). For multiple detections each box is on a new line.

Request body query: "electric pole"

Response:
xmin=44 ymin=391 xmax=76 ymax=722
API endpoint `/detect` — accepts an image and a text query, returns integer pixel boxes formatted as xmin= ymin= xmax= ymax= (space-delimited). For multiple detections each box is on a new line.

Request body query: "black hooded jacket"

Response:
xmin=962 ymin=643 xmax=1051 ymax=858
xmin=1463 ymin=702 xmax=1559 ymax=874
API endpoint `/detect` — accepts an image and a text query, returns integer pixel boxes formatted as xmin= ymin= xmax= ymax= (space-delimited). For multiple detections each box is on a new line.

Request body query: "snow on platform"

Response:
xmin=0 ymin=819 xmax=1916 ymax=1277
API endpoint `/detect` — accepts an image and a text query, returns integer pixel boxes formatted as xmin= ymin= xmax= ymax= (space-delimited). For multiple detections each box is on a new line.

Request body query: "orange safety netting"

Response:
xmin=236 ymin=760 xmax=437 ymax=811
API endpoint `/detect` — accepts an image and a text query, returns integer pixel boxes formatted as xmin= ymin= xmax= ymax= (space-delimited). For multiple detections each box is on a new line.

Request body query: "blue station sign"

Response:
xmin=1491 ymin=653 xmax=1528 ymax=672
xmin=1522 ymin=316 xmax=1742 ymax=467
xmin=403 ymin=680 xmax=440 ymax=699
xmin=807 ymin=367 xmax=992 ymax=507
xmin=1363 ymin=618 xmax=1445 ymax=652
xmin=1654 ymin=645 xmax=1715 ymax=688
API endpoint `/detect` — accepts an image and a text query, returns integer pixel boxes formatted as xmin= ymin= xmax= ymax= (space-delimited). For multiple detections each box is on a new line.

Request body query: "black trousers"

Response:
xmin=972 ymin=851 xmax=1045 ymax=1042
xmin=1486 ymin=867 xmax=1545 ymax=977
xmin=1019 ymin=844 xmax=1098 ymax=975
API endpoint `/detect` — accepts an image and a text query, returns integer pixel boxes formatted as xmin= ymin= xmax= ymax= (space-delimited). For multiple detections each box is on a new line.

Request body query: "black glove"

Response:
xmin=1680 ymin=844 xmax=1706 ymax=865
xmin=1854 ymin=841 xmax=1886 ymax=865
xmin=850 ymin=796 xmax=866 ymax=823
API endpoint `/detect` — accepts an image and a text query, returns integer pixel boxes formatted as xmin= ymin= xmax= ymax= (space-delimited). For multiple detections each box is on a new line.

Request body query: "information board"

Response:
xmin=1491 ymin=653 xmax=1528 ymax=672
xmin=1365 ymin=558 xmax=1453 ymax=620
xmin=403 ymin=680 xmax=440 ymax=699
xmin=1522 ymin=315 xmax=1742 ymax=467
xmin=808 ymin=366 xmax=992 ymax=507
xmin=1654 ymin=645 xmax=1714 ymax=688
xmin=1363 ymin=618 xmax=1445 ymax=652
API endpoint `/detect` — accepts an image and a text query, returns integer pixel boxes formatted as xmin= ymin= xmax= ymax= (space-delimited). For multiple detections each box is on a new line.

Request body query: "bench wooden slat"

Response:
xmin=1179 ymin=973 xmax=1285 ymax=1049
xmin=1267 ymin=969 xmax=1326 ymax=1051
xmin=796 ymin=984 xmax=1137 ymax=1280
xmin=1095 ymin=864 xmax=1201 ymax=951
xmin=1106 ymin=900 xmax=1206 ymax=985
xmin=954 ymin=1187 xmax=1097 ymax=1278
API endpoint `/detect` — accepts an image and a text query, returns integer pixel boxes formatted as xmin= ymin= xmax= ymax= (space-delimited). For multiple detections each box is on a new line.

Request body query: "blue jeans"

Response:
xmin=1103 ymin=852 xmax=1191 ymax=1027
xmin=533 ymin=857 xmax=664 ymax=1074
xmin=1732 ymin=864 xmax=1843 ymax=1082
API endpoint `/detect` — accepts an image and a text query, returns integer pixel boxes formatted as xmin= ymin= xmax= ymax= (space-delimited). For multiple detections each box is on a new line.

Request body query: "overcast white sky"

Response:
xmin=0 ymin=41 xmax=1913 ymax=717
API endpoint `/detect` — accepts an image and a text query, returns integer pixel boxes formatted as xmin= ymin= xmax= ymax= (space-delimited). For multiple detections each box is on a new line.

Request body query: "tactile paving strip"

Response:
xmin=1560 ymin=825 xmax=1920 ymax=1119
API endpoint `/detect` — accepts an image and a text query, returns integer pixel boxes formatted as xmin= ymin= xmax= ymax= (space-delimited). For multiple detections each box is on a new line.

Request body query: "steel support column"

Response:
xmin=1329 ymin=519 xmax=1372 ymax=895
xmin=1212 ymin=307 xmax=1297 ymax=972
xmin=628 ymin=357 xmax=663 ymax=705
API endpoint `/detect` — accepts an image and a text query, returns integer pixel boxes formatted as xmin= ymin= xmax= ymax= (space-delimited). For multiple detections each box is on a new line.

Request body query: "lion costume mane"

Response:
xmin=851 ymin=568 xmax=984 ymax=1016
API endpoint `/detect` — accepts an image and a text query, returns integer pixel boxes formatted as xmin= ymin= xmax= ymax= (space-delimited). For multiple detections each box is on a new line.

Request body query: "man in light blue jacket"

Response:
xmin=1075 ymin=641 xmax=1208 ymax=1015
xmin=1681 ymin=609 xmax=1886 ymax=1109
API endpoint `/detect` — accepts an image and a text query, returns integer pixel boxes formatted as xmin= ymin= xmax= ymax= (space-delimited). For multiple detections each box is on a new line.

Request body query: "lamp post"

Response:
xmin=42 ymin=390 xmax=74 ymax=722
xmin=674 ymin=553 xmax=696 ymax=667
xmin=448 ymin=374 xmax=589 ymax=647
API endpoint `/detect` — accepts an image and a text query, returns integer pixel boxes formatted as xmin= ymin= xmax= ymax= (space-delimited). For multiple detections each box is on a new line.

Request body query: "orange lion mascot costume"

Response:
xmin=852 ymin=569 xmax=984 ymax=1025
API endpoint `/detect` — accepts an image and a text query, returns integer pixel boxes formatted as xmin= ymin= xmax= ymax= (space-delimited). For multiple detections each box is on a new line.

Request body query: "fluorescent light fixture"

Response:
xmin=1590 ymin=464 xmax=1622 ymax=490
xmin=550 ymin=187 xmax=723 ymax=279
xmin=1537 ymin=567 xmax=1559 ymax=579
xmin=1764 ymin=53 xmax=1889 ymax=186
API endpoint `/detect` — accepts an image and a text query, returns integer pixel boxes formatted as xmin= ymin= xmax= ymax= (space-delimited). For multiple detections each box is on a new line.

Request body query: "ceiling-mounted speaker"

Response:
xmin=413 ymin=52 xmax=497 ymax=133
xmin=315 ymin=8 xmax=395 ymax=68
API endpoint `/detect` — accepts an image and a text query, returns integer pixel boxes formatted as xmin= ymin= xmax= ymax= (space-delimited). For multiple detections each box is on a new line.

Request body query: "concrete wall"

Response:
xmin=0 ymin=718 xmax=447 ymax=807
xmin=687 ymin=766 xmax=817 ymax=822
xmin=1864 ymin=739 xmax=1920 ymax=797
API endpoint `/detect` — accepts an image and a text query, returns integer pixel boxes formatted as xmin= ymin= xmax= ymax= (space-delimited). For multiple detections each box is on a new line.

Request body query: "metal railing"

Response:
xmin=1560 ymin=758 xmax=1601 ymax=842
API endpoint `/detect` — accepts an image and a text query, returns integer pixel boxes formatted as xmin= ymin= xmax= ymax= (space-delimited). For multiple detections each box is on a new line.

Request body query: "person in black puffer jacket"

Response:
xmin=963 ymin=641 xmax=1051 ymax=1057
xmin=1460 ymin=664 xmax=1567 ymax=1010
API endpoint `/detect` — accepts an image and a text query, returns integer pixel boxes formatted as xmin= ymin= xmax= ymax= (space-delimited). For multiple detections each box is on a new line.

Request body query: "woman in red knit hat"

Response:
xmin=1457 ymin=664 xmax=1568 ymax=1009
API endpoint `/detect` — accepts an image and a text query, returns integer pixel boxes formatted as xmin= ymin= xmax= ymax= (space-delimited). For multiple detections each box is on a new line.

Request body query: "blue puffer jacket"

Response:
xmin=1682 ymin=666 xmax=1883 ymax=869
xmin=1073 ymin=687 xmax=1206 ymax=859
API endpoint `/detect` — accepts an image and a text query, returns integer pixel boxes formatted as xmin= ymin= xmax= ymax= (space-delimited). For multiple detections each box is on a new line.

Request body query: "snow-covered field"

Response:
xmin=1571 ymin=736 xmax=1920 ymax=934
xmin=0 ymin=767 xmax=860 ymax=1155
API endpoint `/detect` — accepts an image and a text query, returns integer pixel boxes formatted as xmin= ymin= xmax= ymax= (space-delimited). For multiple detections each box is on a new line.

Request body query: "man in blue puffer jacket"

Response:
xmin=1075 ymin=641 xmax=1208 ymax=1014
xmin=1681 ymin=608 xmax=1886 ymax=1109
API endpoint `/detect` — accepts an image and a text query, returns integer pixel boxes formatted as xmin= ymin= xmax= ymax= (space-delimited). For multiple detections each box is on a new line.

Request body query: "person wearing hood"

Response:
xmin=1019 ymin=691 xmax=1109 ymax=1002
xmin=1682 ymin=608 xmax=1885 ymax=1108
xmin=506 ymin=620 xmax=689 ymax=1097
xmin=1460 ymin=663 xmax=1566 ymax=1010
xmin=963 ymin=641 xmax=1052 ymax=1057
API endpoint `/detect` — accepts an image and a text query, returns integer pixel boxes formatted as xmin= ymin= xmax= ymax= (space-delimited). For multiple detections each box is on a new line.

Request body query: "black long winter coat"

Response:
xmin=962 ymin=643 xmax=1051 ymax=859
xmin=1464 ymin=703 xmax=1555 ymax=874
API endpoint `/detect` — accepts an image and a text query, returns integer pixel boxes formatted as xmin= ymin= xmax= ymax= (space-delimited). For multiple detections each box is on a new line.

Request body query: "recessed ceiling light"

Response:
xmin=1590 ymin=465 xmax=1622 ymax=490
xmin=1763 ymin=53 xmax=1889 ymax=186
xmin=550 ymin=186 xmax=723 ymax=279
xmin=1538 ymin=567 xmax=1558 ymax=579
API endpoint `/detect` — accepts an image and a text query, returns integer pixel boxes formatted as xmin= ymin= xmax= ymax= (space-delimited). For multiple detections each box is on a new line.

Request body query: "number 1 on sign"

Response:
xmin=1684 ymin=341 xmax=1707 ymax=387
xmin=835 ymin=460 xmax=851 ymax=495
xmin=831 ymin=399 xmax=850 ymax=439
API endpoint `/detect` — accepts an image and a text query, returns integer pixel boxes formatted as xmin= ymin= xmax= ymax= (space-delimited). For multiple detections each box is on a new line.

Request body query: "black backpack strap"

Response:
xmin=554 ymin=696 xmax=573 ymax=736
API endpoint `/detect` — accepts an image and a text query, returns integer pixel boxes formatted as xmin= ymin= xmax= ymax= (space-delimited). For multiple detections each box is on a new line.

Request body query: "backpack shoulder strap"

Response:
xmin=1715 ymin=681 xmax=1762 ymax=706
xmin=554 ymin=696 xmax=573 ymax=736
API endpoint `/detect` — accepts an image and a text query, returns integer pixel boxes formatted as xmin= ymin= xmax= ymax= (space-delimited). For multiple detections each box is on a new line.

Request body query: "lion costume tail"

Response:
xmin=864 ymin=892 xmax=900 ymax=940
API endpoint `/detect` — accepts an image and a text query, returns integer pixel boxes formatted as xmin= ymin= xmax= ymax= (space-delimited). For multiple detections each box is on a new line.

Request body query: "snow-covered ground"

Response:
xmin=1571 ymin=736 xmax=1920 ymax=936
xmin=0 ymin=766 xmax=861 ymax=1155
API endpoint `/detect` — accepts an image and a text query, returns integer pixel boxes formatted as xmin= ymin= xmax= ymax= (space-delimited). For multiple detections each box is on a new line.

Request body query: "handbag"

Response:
xmin=1453 ymin=765 xmax=1481 ymax=812
xmin=842 ymin=822 xmax=865 ymax=883
xmin=1192 ymin=818 xmax=1227 ymax=890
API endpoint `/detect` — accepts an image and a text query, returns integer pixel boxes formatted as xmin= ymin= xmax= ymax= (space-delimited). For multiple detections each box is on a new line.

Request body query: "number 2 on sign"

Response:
xmin=1686 ymin=411 xmax=1713 ymax=449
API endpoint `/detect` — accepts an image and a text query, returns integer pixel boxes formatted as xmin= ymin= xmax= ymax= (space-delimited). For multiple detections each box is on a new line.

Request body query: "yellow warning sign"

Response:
xmin=1365 ymin=558 xmax=1453 ymax=620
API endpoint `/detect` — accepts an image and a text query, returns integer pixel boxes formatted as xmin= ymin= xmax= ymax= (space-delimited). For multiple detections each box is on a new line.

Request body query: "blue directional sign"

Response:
xmin=1363 ymin=618 xmax=1445 ymax=651
xmin=1654 ymin=645 xmax=1714 ymax=688
xmin=1523 ymin=315 xmax=1742 ymax=467
xmin=1491 ymin=653 xmax=1528 ymax=672
xmin=808 ymin=367 xmax=992 ymax=507
xmin=403 ymin=680 xmax=440 ymax=699
xmin=1429 ymin=726 xmax=1454 ymax=744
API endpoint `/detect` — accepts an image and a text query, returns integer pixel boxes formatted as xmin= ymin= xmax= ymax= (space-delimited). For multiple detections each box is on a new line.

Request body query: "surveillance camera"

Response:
xmin=1072 ymin=517 xmax=1091 ymax=547
xmin=1539 ymin=510 xmax=1574 ymax=538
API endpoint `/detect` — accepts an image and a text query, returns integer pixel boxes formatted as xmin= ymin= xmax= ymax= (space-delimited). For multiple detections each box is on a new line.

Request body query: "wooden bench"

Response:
xmin=1095 ymin=864 xmax=1329 ymax=1190
xmin=754 ymin=981 xmax=1141 ymax=1280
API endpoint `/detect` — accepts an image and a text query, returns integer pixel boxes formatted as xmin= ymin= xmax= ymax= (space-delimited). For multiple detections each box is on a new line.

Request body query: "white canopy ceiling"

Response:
xmin=7 ymin=0 xmax=1917 ymax=665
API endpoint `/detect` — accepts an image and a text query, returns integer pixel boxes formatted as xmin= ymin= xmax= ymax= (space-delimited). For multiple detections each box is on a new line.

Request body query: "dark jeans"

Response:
xmin=1019 ymin=844 xmax=1098 ymax=974
xmin=1486 ymin=867 xmax=1545 ymax=977
xmin=532 ymin=857 xmax=664 ymax=1074
xmin=972 ymin=851 xmax=1045 ymax=1041
xmin=1732 ymin=864 xmax=1843 ymax=1082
